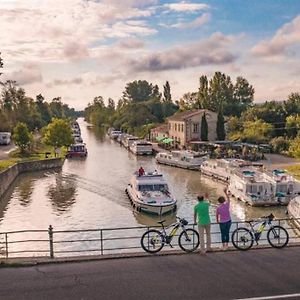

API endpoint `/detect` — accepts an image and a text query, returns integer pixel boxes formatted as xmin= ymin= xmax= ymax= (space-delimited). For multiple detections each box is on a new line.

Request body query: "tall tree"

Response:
xmin=216 ymin=111 xmax=226 ymax=140
xmin=198 ymin=75 xmax=210 ymax=109
xmin=201 ymin=113 xmax=208 ymax=141
xmin=163 ymin=81 xmax=172 ymax=103
xmin=233 ymin=76 xmax=254 ymax=115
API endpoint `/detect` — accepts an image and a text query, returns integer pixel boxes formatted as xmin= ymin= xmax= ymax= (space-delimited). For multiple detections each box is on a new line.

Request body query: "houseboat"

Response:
xmin=110 ymin=130 xmax=122 ymax=140
xmin=287 ymin=196 xmax=300 ymax=229
xmin=200 ymin=159 xmax=261 ymax=182
xmin=263 ymin=169 xmax=300 ymax=204
xmin=123 ymin=136 xmax=139 ymax=149
xmin=228 ymin=169 xmax=277 ymax=206
xmin=125 ymin=172 xmax=176 ymax=215
xmin=155 ymin=150 xmax=207 ymax=170
xmin=129 ymin=140 xmax=153 ymax=155
xmin=66 ymin=143 xmax=88 ymax=158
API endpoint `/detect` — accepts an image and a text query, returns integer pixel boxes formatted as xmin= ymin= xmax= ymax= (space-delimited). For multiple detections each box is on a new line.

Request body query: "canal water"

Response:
xmin=0 ymin=119 xmax=289 ymax=256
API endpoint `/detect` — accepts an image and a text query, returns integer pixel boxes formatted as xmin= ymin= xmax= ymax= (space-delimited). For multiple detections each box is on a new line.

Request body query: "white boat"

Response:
xmin=228 ymin=168 xmax=277 ymax=206
xmin=156 ymin=150 xmax=207 ymax=170
xmin=125 ymin=172 xmax=177 ymax=215
xmin=0 ymin=132 xmax=11 ymax=145
xmin=129 ymin=140 xmax=153 ymax=155
xmin=263 ymin=169 xmax=300 ymax=204
xmin=123 ymin=136 xmax=139 ymax=149
xmin=287 ymin=196 xmax=300 ymax=228
xmin=200 ymin=159 xmax=261 ymax=182
xmin=110 ymin=130 xmax=122 ymax=139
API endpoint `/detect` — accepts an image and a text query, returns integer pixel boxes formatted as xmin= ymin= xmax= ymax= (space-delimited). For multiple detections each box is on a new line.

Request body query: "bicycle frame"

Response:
xmin=159 ymin=220 xmax=186 ymax=244
xmin=248 ymin=218 xmax=272 ymax=243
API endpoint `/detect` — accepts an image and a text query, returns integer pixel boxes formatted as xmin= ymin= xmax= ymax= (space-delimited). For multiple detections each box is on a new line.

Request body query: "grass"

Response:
xmin=284 ymin=165 xmax=300 ymax=180
xmin=0 ymin=144 xmax=67 ymax=172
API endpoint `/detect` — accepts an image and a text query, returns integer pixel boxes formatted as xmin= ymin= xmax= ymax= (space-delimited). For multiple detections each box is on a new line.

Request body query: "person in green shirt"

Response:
xmin=194 ymin=194 xmax=211 ymax=254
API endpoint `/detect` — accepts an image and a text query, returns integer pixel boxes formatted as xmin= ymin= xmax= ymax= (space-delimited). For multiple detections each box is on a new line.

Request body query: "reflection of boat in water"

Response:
xmin=129 ymin=140 xmax=153 ymax=155
xmin=125 ymin=172 xmax=177 ymax=215
xmin=133 ymin=210 xmax=176 ymax=226
xmin=156 ymin=150 xmax=207 ymax=170
xmin=287 ymin=196 xmax=300 ymax=229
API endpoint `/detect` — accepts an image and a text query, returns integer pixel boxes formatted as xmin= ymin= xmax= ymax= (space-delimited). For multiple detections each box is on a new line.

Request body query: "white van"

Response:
xmin=0 ymin=132 xmax=11 ymax=145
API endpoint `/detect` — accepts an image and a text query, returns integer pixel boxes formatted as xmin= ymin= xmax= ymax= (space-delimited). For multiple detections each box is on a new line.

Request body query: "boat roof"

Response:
xmin=133 ymin=173 xmax=167 ymax=185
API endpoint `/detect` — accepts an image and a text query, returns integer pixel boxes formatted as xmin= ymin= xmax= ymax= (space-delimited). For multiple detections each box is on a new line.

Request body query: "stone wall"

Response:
xmin=0 ymin=158 xmax=64 ymax=198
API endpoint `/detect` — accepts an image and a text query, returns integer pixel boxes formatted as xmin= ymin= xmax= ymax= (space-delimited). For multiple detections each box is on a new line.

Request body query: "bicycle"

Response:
xmin=231 ymin=213 xmax=289 ymax=251
xmin=141 ymin=217 xmax=199 ymax=253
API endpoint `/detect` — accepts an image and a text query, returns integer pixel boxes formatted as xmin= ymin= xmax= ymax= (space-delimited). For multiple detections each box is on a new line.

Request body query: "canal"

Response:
xmin=0 ymin=119 xmax=290 ymax=256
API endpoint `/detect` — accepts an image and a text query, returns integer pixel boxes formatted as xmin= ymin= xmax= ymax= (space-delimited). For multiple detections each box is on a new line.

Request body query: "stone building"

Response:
xmin=150 ymin=109 xmax=218 ymax=148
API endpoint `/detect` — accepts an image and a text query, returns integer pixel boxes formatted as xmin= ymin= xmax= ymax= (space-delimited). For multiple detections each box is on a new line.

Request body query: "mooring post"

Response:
xmin=48 ymin=225 xmax=54 ymax=258
xmin=5 ymin=233 xmax=8 ymax=258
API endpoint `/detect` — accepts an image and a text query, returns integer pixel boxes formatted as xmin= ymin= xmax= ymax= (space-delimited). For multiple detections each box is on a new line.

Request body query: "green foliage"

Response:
xmin=201 ymin=113 xmax=208 ymax=141
xmin=216 ymin=111 xmax=226 ymax=140
xmin=270 ymin=137 xmax=290 ymax=154
xmin=286 ymin=115 xmax=300 ymax=138
xmin=123 ymin=80 xmax=157 ymax=103
xmin=13 ymin=122 xmax=33 ymax=152
xmin=163 ymin=81 xmax=172 ymax=103
xmin=43 ymin=118 xmax=73 ymax=149
xmin=288 ymin=136 xmax=300 ymax=158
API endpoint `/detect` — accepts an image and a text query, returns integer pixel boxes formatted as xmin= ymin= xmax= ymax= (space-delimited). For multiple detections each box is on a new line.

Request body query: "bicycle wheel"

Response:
xmin=141 ymin=229 xmax=164 ymax=253
xmin=178 ymin=229 xmax=199 ymax=253
xmin=231 ymin=227 xmax=254 ymax=251
xmin=267 ymin=225 xmax=289 ymax=248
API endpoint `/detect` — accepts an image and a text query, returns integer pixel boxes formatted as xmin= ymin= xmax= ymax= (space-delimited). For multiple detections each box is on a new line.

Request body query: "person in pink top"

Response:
xmin=216 ymin=186 xmax=231 ymax=250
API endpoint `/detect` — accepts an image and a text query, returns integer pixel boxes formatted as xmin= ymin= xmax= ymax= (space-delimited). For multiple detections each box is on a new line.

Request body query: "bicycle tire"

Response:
xmin=141 ymin=229 xmax=164 ymax=253
xmin=231 ymin=227 xmax=254 ymax=251
xmin=178 ymin=228 xmax=200 ymax=253
xmin=267 ymin=225 xmax=289 ymax=249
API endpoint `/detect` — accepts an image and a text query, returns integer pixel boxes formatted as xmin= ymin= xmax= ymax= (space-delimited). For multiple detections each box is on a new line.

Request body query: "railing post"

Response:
xmin=48 ymin=225 xmax=54 ymax=258
xmin=100 ymin=230 xmax=103 ymax=255
xmin=5 ymin=233 xmax=8 ymax=258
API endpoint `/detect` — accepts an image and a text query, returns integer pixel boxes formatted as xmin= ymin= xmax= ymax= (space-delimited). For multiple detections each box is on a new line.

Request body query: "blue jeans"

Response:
xmin=219 ymin=220 xmax=232 ymax=243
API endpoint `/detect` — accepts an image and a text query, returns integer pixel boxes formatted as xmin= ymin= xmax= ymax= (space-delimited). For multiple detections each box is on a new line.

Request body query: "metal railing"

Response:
xmin=0 ymin=218 xmax=300 ymax=259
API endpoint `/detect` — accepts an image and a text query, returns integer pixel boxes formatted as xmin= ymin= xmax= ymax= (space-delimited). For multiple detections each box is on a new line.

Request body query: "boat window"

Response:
xmin=138 ymin=184 xmax=168 ymax=191
xmin=277 ymin=185 xmax=287 ymax=193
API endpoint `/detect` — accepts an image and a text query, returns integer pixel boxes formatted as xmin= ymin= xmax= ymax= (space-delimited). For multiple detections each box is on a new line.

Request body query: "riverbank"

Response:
xmin=0 ymin=158 xmax=64 ymax=198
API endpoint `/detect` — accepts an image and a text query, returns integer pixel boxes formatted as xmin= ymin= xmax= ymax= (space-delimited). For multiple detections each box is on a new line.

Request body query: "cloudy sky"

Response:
xmin=1 ymin=0 xmax=300 ymax=109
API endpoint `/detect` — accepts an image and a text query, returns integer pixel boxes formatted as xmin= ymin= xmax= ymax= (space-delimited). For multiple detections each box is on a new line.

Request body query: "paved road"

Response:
xmin=1 ymin=247 xmax=300 ymax=300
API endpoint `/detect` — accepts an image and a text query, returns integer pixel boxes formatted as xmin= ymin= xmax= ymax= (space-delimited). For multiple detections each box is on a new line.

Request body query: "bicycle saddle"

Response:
xmin=157 ymin=220 xmax=166 ymax=224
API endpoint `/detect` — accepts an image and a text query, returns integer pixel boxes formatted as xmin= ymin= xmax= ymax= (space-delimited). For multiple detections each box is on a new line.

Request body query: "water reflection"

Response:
xmin=48 ymin=172 xmax=77 ymax=214
xmin=17 ymin=176 xmax=34 ymax=207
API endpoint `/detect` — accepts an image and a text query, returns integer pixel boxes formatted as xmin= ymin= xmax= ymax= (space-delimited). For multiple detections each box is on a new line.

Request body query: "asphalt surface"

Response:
xmin=1 ymin=247 xmax=300 ymax=300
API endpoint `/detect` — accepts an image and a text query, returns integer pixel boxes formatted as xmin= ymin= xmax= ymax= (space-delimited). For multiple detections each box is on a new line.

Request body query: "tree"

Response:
xmin=198 ymin=75 xmax=209 ymax=109
xmin=242 ymin=120 xmax=273 ymax=144
xmin=270 ymin=137 xmax=290 ymax=154
xmin=201 ymin=113 xmax=208 ymax=141
xmin=233 ymin=76 xmax=254 ymax=115
xmin=43 ymin=119 xmax=73 ymax=152
xmin=163 ymin=81 xmax=172 ymax=103
xmin=288 ymin=136 xmax=300 ymax=158
xmin=216 ymin=111 xmax=226 ymax=140
xmin=283 ymin=93 xmax=300 ymax=116
xmin=13 ymin=122 xmax=33 ymax=153
xmin=286 ymin=115 xmax=300 ymax=138
xmin=123 ymin=80 xmax=155 ymax=103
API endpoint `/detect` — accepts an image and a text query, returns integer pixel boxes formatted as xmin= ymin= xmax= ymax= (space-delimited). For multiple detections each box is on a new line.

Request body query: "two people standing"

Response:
xmin=194 ymin=186 xmax=231 ymax=253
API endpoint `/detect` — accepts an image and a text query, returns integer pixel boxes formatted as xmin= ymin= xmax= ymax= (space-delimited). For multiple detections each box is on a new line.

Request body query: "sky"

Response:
xmin=1 ymin=0 xmax=300 ymax=109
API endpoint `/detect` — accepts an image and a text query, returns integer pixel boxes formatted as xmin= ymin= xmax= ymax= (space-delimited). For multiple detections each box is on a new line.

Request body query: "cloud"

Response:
xmin=128 ymin=32 xmax=238 ymax=72
xmin=117 ymin=38 xmax=145 ymax=49
xmin=164 ymin=1 xmax=209 ymax=13
xmin=170 ymin=13 xmax=211 ymax=29
xmin=252 ymin=15 xmax=300 ymax=57
xmin=3 ymin=62 xmax=43 ymax=85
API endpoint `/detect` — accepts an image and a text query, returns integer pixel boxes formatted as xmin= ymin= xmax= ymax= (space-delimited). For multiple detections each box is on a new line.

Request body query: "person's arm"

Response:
xmin=216 ymin=210 xmax=219 ymax=223
xmin=194 ymin=209 xmax=197 ymax=224
xmin=224 ymin=186 xmax=230 ymax=203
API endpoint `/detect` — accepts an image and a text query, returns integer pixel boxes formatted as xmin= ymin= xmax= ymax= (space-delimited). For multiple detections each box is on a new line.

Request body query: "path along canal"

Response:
xmin=0 ymin=119 xmax=290 ymax=256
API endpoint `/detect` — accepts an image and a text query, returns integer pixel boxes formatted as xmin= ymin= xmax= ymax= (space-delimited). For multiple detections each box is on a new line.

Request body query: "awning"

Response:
xmin=162 ymin=138 xmax=174 ymax=144
xmin=156 ymin=136 xmax=166 ymax=142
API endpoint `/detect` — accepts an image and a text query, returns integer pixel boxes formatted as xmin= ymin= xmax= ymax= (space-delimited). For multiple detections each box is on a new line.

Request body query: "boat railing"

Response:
xmin=0 ymin=217 xmax=299 ymax=259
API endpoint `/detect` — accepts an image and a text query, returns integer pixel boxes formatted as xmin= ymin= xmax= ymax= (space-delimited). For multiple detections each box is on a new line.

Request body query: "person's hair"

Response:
xmin=197 ymin=196 xmax=204 ymax=201
xmin=218 ymin=196 xmax=225 ymax=204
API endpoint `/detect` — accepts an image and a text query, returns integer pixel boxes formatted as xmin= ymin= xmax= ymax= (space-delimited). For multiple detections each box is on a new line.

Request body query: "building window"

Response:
xmin=175 ymin=123 xmax=177 ymax=131
xmin=181 ymin=124 xmax=184 ymax=132
xmin=193 ymin=123 xmax=199 ymax=133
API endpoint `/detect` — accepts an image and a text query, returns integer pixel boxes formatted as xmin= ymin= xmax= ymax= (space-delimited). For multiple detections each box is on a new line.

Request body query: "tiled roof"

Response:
xmin=150 ymin=123 xmax=168 ymax=133
xmin=167 ymin=109 xmax=216 ymax=121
